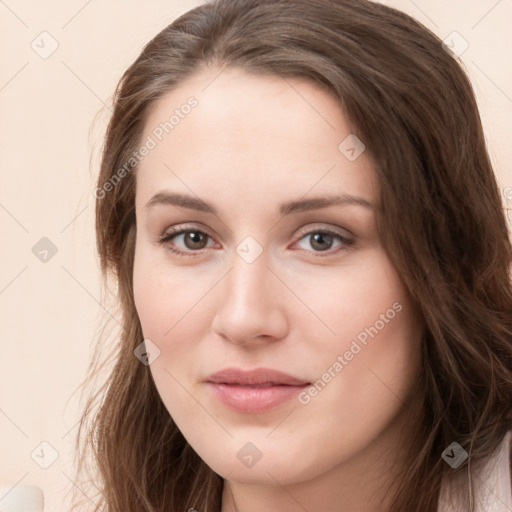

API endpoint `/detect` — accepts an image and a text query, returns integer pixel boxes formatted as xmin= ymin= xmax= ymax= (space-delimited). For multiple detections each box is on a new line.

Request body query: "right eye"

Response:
xmin=158 ymin=226 xmax=217 ymax=257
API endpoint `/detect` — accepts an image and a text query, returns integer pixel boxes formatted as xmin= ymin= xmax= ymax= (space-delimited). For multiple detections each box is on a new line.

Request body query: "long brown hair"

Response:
xmin=70 ymin=0 xmax=512 ymax=510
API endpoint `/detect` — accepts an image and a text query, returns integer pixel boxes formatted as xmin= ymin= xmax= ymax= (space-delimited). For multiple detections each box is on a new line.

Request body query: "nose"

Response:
xmin=211 ymin=249 xmax=289 ymax=346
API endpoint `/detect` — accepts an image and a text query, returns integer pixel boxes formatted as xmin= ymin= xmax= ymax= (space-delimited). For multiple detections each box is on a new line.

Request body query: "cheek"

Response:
xmin=132 ymin=246 xmax=218 ymax=403
xmin=288 ymin=253 xmax=417 ymax=361
xmin=133 ymin=241 xmax=213 ymax=343
xmin=333 ymin=260 xmax=420 ymax=383
xmin=133 ymin=254 xmax=216 ymax=441
xmin=284 ymin=255 xmax=422 ymax=455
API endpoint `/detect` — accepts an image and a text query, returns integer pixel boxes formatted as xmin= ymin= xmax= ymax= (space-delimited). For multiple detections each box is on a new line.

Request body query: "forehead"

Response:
xmin=135 ymin=67 xmax=377 ymax=210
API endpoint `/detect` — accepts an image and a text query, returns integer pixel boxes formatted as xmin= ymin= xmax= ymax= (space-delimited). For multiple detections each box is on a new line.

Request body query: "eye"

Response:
xmin=158 ymin=226 xmax=216 ymax=256
xmin=293 ymin=228 xmax=353 ymax=256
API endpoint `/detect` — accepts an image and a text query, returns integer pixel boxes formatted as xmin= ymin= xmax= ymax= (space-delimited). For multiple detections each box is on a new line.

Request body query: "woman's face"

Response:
xmin=133 ymin=67 xmax=423 ymax=490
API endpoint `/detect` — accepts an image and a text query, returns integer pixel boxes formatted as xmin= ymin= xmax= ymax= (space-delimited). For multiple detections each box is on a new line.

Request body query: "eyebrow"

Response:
xmin=144 ymin=191 xmax=372 ymax=215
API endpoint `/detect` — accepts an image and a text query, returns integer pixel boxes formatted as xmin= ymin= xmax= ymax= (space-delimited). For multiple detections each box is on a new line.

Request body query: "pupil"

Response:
xmin=186 ymin=231 xmax=206 ymax=249
xmin=311 ymin=233 xmax=332 ymax=251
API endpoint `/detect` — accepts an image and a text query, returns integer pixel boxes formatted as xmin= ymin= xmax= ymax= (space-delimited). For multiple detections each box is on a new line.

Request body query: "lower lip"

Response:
xmin=207 ymin=383 xmax=309 ymax=413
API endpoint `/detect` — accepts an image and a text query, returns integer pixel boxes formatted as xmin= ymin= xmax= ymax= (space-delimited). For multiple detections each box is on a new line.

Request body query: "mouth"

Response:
xmin=205 ymin=367 xmax=311 ymax=414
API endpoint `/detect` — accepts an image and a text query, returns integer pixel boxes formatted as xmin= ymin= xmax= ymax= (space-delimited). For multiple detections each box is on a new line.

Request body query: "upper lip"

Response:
xmin=206 ymin=367 xmax=310 ymax=386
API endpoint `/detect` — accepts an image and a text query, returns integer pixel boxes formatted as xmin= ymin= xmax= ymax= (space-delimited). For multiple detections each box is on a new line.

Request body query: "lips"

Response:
xmin=206 ymin=367 xmax=310 ymax=386
xmin=205 ymin=367 xmax=310 ymax=413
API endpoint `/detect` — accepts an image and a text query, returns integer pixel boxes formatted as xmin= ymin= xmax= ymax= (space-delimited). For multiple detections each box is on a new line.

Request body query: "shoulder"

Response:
xmin=509 ymin=432 xmax=512 ymax=485
xmin=476 ymin=430 xmax=512 ymax=508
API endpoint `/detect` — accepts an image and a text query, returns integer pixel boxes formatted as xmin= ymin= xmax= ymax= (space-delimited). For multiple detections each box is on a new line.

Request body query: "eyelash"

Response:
xmin=157 ymin=224 xmax=354 ymax=258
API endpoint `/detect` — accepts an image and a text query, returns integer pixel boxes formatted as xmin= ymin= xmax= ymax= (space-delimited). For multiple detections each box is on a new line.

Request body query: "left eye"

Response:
xmin=294 ymin=230 xmax=348 ymax=253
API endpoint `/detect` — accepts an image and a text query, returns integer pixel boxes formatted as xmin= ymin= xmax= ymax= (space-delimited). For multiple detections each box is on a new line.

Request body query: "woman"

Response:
xmin=73 ymin=0 xmax=512 ymax=510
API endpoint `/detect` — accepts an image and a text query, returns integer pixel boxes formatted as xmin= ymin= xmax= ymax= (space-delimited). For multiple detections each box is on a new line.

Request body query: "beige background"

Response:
xmin=0 ymin=1 xmax=511 ymax=510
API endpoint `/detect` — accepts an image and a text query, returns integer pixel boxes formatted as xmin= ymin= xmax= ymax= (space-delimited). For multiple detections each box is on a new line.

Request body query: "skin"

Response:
xmin=132 ymin=66 xmax=425 ymax=512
